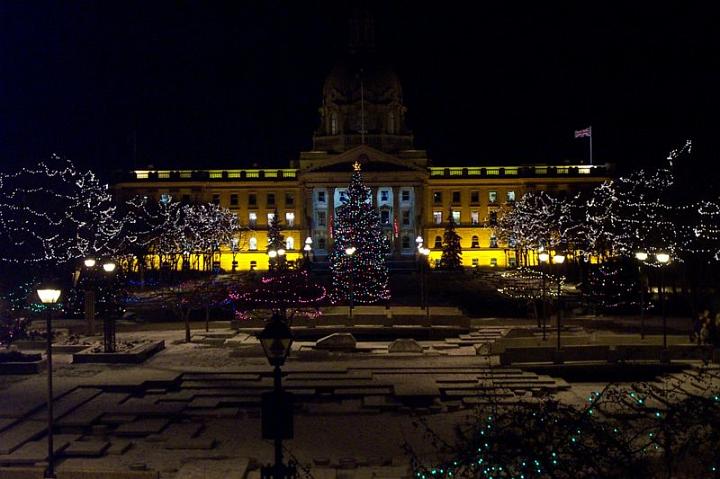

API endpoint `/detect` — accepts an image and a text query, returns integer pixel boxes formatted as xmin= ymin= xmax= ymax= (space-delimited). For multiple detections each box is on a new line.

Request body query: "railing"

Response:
xmin=428 ymin=165 xmax=604 ymax=178
xmin=131 ymin=169 xmax=298 ymax=181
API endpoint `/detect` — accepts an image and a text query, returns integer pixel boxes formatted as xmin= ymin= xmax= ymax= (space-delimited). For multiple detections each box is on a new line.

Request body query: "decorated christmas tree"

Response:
xmin=328 ymin=162 xmax=390 ymax=303
xmin=440 ymin=208 xmax=463 ymax=270
xmin=267 ymin=208 xmax=284 ymax=252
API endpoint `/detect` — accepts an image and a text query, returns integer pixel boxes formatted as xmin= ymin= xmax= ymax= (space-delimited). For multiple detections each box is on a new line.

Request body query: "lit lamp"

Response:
xmin=277 ymin=248 xmax=286 ymax=257
xmin=84 ymin=258 xmax=96 ymax=268
xmin=635 ymin=251 xmax=648 ymax=339
xmin=305 ymin=237 xmax=312 ymax=246
xmin=36 ymin=283 xmax=61 ymax=479
xmin=656 ymin=252 xmax=671 ymax=360
xmin=538 ymin=252 xmax=550 ymax=263
xmin=303 ymin=244 xmax=312 ymax=252
xmin=268 ymin=250 xmax=278 ymax=259
xmin=552 ymin=254 xmax=566 ymax=264
xmin=416 ymin=236 xmax=424 ymax=249
xmin=345 ymin=246 xmax=356 ymax=256
xmin=102 ymin=261 xmax=116 ymax=273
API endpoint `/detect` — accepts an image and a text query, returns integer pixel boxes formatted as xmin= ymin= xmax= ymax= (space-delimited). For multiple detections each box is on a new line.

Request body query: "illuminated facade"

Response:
xmin=113 ymin=40 xmax=611 ymax=270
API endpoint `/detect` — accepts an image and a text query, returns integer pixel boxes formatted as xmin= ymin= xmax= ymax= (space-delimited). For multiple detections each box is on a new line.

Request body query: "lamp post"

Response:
xmin=656 ymin=252 xmax=671 ymax=359
xmin=268 ymin=249 xmax=278 ymax=271
xmin=345 ymin=246 xmax=356 ymax=320
xmin=258 ymin=314 xmax=295 ymax=479
xmin=635 ymin=251 xmax=648 ymax=340
xmin=419 ymin=247 xmax=431 ymax=322
xmin=538 ymin=251 xmax=550 ymax=340
xmin=37 ymin=284 xmax=61 ymax=479
xmin=416 ymin=236 xmax=424 ymax=309
xmin=83 ymin=258 xmax=97 ymax=335
xmin=102 ymin=261 xmax=117 ymax=353
xmin=553 ymin=253 xmax=566 ymax=354
xmin=304 ymin=237 xmax=313 ymax=270
xmin=231 ymin=237 xmax=239 ymax=272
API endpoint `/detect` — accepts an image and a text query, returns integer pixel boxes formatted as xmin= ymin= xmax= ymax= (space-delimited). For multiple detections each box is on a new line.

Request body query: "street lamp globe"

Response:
xmin=258 ymin=314 xmax=293 ymax=367
xmin=553 ymin=254 xmax=566 ymax=264
xmin=656 ymin=252 xmax=671 ymax=264
xmin=415 ymin=236 xmax=424 ymax=247
xmin=420 ymin=247 xmax=430 ymax=256
xmin=84 ymin=258 xmax=96 ymax=268
xmin=303 ymin=244 xmax=312 ymax=252
xmin=305 ymin=236 xmax=312 ymax=245
xmin=277 ymin=248 xmax=286 ymax=257
xmin=36 ymin=285 xmax=62 ymax=304
xmin=102 ymin=261 xmax=116 ymax=273
xmin=538 ymin=252 xmax=550 ymax=263
xmin=268 ymin=250 xmax=278 ymax=259
xmin=345 ymin=246 xmax=356 ymax=256
xmin=635 ymin=251 xmax=648 ymax=261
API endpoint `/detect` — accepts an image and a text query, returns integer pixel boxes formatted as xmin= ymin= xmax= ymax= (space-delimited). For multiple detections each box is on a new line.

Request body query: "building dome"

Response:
xmin=322 ymin=56 xmax=403 ymax=106
xmin=314 ymin=53 xmax=412 ymax=154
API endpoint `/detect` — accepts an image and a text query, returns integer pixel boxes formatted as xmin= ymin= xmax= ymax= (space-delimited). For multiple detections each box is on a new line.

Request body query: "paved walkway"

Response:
xmin=0 ymin=326 xmax=714 ymax=478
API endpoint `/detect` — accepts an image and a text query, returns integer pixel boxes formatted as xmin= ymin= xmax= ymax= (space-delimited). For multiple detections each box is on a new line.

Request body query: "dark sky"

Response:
xmin=1 ymin=2 xmax=717 ymax=178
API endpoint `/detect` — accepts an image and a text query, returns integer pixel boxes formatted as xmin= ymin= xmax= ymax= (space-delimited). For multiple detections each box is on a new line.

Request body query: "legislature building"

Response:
xmin=113 ymin=17 xmax=610 ymax=271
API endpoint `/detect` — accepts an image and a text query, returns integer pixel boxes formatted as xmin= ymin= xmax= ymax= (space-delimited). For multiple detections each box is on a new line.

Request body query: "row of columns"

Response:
xmin=304 ymin=184 xmax=421 ymax=257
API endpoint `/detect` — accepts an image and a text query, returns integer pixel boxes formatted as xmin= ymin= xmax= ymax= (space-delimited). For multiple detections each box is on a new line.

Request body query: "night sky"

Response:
xmin=1 ymin=2 xmax=717 ymax=178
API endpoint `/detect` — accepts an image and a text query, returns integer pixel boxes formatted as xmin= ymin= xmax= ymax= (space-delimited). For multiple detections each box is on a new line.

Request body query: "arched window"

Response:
xmin=286 ymin=237 xmax=294 ymax=250
xmin=249 ymin=237 xmax=257 ymax=251
xmin=471 ymin=235 xmax=479 ymax=248
xmin=434 ymin=236 xmax=442 ymax=249
xmin=489 ymin=235 xmax=498 ymax=248
xmin=330 ymin=112 xmax=338 ymax=135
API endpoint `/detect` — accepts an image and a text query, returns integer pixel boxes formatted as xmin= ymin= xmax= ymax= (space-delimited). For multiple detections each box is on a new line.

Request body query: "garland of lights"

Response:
xmin=228 ymin=268 xmax=326 ymax=321
xmin=328 ymin=163 xmax=391 ymax=304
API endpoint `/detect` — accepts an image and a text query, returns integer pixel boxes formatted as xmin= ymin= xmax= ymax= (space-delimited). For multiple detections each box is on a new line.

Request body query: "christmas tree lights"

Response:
xmin=328 ymin=162 xmax=390 ymax=304
xmin=0 ymin=156 xmax=123 ymax=265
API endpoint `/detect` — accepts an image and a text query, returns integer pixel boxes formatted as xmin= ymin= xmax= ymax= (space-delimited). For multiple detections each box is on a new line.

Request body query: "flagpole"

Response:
xmin=589 ymin=126 xmax=593 ymax=165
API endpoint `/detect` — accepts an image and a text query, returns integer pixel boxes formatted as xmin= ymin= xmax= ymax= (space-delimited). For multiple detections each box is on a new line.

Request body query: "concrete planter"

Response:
xmin=0 ymin=355 xmax=46 ymax=374
xmin=13 ymin=340 xmax=92 ymax=354
xmin=72 ymin=340 xmax=165 ymax=364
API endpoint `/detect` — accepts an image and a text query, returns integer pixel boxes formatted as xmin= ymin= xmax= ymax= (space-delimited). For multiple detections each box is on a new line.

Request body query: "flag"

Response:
xmin=393 ymin=216 xmax=399 ymax=238
xmin=574 ymin=126 xmax=592 ymax=138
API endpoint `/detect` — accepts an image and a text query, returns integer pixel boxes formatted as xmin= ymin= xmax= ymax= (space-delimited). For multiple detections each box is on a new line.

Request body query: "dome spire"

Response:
xmin=348 ymin=5 xmax=375 ymax=53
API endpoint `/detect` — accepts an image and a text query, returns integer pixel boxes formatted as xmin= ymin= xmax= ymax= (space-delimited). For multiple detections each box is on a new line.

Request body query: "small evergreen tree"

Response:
xmin=329 ymin=162 xmax=390 ymax=303
xmin=440 ymin=208 xmax=463 ymax=270
xmin=267 ymin=208 xmax=284 ymax=252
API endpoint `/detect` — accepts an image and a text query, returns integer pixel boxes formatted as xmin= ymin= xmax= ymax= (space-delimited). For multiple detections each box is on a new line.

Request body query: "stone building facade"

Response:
xmin=113 ymin=35 xmax=610 ymax=271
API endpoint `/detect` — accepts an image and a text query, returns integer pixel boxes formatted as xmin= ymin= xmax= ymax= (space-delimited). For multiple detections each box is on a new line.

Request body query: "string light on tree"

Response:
xmin=328 ymin=162 xmax=390 ymax=304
